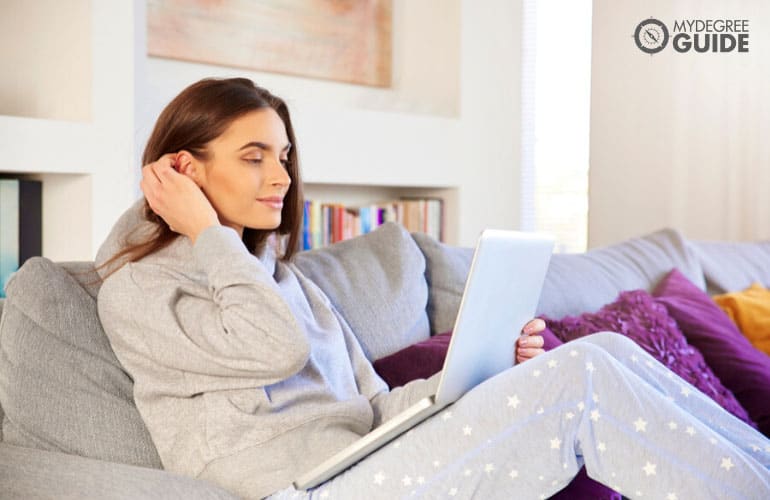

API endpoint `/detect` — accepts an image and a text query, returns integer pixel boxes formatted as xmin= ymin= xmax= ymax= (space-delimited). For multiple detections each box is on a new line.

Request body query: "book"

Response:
xmin=298 ymin=196 xmax=444 ymax=251
xmin=0 ymin=179 xmax=42 ymax=298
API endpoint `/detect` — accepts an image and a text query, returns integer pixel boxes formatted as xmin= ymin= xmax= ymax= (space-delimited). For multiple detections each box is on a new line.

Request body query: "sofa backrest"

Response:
xmin=413 ymin=228 xmax=706 ymax=334
xmin=688 ymin=239 xmax=770 ymax=295
xmin=0 ymin=257 xmax=162 ymax=468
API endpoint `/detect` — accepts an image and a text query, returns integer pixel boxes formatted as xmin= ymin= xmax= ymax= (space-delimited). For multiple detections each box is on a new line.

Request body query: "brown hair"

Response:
xmin=96 ymin=77 xmax=303 ymax=281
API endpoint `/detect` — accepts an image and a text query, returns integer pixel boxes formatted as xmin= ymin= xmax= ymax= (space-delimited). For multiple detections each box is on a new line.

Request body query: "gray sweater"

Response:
xmin=95 ymin=200 xmax=437 ymax=499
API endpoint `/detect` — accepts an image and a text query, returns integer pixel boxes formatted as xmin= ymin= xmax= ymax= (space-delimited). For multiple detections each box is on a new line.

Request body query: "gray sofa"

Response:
xmin=1 ymin=223 xmax=768 ymax=499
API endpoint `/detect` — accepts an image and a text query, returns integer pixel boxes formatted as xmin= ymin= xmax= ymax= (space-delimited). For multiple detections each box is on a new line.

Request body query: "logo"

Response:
xmin=633 ymin=17 xmax=750 ymax=55
xmin=634 ymin=18 xmax=669 ymax=54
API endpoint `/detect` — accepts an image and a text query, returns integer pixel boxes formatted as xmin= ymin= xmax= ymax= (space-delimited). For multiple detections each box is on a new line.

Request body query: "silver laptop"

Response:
xmin=293 ymin=229 xmax=555 ymax=491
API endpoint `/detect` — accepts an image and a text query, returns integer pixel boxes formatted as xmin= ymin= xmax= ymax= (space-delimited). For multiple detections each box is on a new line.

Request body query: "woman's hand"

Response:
xmin=516 ymin=318 xmax=546 ymax=364
xmin=140 ymin=152 xmax=220 ymax=244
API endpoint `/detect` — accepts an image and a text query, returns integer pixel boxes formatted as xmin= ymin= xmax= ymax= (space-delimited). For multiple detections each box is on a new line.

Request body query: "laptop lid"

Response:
xmin=434 ymin=229 xmax=554 ymax=406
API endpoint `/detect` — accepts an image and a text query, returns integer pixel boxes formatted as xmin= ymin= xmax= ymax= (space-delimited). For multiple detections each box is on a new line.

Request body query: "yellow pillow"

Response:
xmin=713 ymin=283 xmax=770 ymax=355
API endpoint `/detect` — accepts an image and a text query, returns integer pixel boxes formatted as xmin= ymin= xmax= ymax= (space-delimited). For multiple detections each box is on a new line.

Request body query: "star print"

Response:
xmin=668 ymin=421 xmax=678 ymax=430
xmin=592 ymin=393 xmax=600 ymax=403
xmin=765 ymin=445 xmax=770 ymax=452
xmin=550 ymin=437 xmax=562 ymax=449
xmin=319 ymin=491 xmax=330 ymax=499
xmin=710 ymin=438 xmax=718 ymax=445
xmin=590 ymin=409 xmax=601 ymax=422
xmin=751 ymin=444 xmax=761 ymax=452
xmin=565 ymin=412 xmax=575 ymax=420
xmin=586 ymin=362 xmax=595 ymax=372
xmin=577 ymin=401 xmax=586 ymax=411
xmin=548 ymin=359 xmax=558 ymax=368
xmin=402 ymin=476 xmax=412 ymax=486
xmin=570 ymin=350 xmax=578 ymax=357
xmin=538 ymin=475 xmax=545 ymax=481
xmin=416 ymin=476 xmax=425 ymax=485
xmin=433 ymin=460 xmax=441 ymax=468
xmin=631 ymin=354 xmax=639 ymax=363
xmin=442 ymin=411 xmax=453 ymax=421
xmin=463 ymin=426 xmax=473 ymax=436
xmin=533 ymin=369 xmax=542 ymax=377
xmin=373 ymin=471 xmax=386 ymax=485
xmin=563 ymin=462 xmax=568 ymax=469
xmin=635 ymin=491 xmax=643 ymax=497
xmin=645 ymin=360 xmax=653 ymax=368
xmin=634 ymin=417 xmax=648 ymax=432
xmin=537 ymin=406 xmax=545 ymax=415
xmin=393 ymin=441 xmax=401 ymax=449
xmin=539 ymin=495 xmax=547 ymax=500
xmin=448 ymin=487 xmax=458 ymax=496
xmin=597 ymin=442 xmax=607 ymax=453
xmin=642 ymin=461 xmax=657 ymax=476
xmin=681 ymin=386 xmax=692 ymax=397
xmin=463 ymin=469 xmax=472 ymax=477
xmin=686 ymin=426 xmax=696 ymax=436
xmin=509 ymin=469 xmax=519 ymax=479
xmin=507 ymin=395 xmax=521 ymax=408
xmin=484 ymin=463 xmax=495 ymax=474
xmin=667 ymin=493 xmax=678 ymax=500
xmin=666 ymin=372 xmax=674 ymax=379
xmin=721 ymin=457 xmax=735 ymax=471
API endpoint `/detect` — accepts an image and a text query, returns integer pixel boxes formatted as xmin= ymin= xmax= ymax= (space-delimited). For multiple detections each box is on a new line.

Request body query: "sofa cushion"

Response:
xmin=0 ymin=257 xmax=162 ymax=468
xmin=713 ymin=283 xmax=770 ymax=355
xmin=412 ymin=228 xmax=705 ymax=335
xmin=0 ymin=442 xmax=238 ymax=500
xmin=294 ymin=222 xmax=430 ymax=360
xmin=654 ymin=269 xmax=770 ymax=436
xmin=688 ymin=239 xmax=770 ymax=295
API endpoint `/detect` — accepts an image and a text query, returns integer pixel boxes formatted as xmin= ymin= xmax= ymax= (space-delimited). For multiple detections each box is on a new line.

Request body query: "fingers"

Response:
xmin=517 ymin=333 xmax=544 ymax=349
xmin=522 ymin=318 xmax=546 ymax=335
xmin=516 ymin=348 xmax=545 ymax=364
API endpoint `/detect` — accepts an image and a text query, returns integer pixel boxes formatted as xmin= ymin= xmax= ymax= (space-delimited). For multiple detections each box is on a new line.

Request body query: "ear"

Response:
xmin=174 ymin=151 xmax=205 ymax=187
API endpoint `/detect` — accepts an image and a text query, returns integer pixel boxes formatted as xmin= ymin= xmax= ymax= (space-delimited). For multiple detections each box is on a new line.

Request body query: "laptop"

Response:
xmin=293 ymin=229 xmax=555 ymax=490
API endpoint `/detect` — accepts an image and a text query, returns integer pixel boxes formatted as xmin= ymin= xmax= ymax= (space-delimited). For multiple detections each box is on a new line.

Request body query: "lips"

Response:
xmin=257 ymin=196 xmax=284 ymax=209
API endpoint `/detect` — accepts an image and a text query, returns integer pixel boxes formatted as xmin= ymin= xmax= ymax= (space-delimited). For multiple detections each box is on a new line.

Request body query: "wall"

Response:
xmin=138 ymin=0 xmax=522 ymax=247
xmin=590 ymin=0 xmax=770 ymax=247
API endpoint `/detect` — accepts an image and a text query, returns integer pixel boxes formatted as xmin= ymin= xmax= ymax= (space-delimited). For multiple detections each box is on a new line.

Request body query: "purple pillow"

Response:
xmin=373 ymin=330 xmax=621 ymax=500
xmin=544 ymin=289 xmax=753 ymax=426
xmin=654 ymin=268 xmax=770 ymax=436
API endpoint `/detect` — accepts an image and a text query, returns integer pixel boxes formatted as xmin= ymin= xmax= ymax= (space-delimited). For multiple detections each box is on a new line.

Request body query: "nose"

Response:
xmin=268 ymin=157 xmax=291 ymax=188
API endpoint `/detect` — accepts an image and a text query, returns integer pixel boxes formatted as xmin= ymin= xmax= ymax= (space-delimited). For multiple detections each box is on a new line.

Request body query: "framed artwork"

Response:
xmin=148 ymin=0 xmax=392 ymax=87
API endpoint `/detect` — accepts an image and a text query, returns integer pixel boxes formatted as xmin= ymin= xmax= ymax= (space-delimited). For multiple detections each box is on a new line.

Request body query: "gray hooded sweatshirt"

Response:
xmin=95 ymin=200 xmax=437 ymax=499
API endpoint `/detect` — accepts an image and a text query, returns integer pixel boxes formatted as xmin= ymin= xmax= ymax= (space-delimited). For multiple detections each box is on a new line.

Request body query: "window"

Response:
xmin=521 ymin=0 xmax=592 ymax=253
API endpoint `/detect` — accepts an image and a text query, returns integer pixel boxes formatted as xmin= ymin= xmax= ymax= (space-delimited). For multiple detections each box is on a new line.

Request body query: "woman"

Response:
xmin=96 ymin=77 xmax=770 ymax=499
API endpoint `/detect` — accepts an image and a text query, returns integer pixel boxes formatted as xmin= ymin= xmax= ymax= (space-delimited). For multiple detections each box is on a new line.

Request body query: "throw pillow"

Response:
xmin=372 ymin=330 xmax=621 ymax=500
xmin=713 ymin=283 xmax=770 ymax=355
xmin=654 ymin=269 xmax=770 ymax=436
xmin=544 ymin=289 xmax=753 ymax=426
xmin=0 ymin=257 xmax=162 ymax=468
xmin=294 ymin=222 xmax=431 ymax=361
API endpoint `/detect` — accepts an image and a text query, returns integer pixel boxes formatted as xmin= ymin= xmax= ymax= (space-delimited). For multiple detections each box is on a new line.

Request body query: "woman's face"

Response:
xmin=195 ymin=108 xmax=292 ymax=237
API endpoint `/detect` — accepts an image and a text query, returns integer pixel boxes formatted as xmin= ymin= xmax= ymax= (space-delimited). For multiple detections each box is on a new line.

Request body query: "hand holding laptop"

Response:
xmin=516 ymin=318 xmax=546 ymax=364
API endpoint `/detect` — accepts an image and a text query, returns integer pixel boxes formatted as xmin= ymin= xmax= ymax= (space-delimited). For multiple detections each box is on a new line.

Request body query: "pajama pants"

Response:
xmin=270 ymin=332 xmax=770 ymax=499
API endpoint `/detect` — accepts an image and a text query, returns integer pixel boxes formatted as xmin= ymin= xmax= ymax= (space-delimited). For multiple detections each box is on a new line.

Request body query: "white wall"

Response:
xmin=138 ymin=0 xmax=522 ymax=247
xmin=590 ymin=0 xmax=770 ymax=247
xmin=0 ymin=0 xmax=522 ymax=257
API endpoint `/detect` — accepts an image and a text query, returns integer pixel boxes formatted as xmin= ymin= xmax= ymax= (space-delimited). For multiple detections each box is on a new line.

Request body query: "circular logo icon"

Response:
xmin=634 ymin=18 xmax=669 ymax=54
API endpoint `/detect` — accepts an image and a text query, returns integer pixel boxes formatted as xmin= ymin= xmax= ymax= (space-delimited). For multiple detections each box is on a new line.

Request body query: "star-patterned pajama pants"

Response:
xmin=271 ymin=332 xmax=770 ymax=500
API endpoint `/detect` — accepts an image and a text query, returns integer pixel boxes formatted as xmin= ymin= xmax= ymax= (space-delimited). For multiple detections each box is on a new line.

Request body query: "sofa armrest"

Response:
xmin=0 ymin=443 xmax=239 ymax=500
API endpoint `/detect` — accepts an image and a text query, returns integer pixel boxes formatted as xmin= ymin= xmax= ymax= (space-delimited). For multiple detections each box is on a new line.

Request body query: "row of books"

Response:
xmin=0 ymin=179 xmax=42 ymax=298
xmin=300 ymin=198 xmax=443 ymax=250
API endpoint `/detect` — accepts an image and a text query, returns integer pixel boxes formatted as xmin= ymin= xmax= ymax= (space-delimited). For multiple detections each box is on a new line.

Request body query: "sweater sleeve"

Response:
xmin=98 ymin=225 xmax=310 ymax=384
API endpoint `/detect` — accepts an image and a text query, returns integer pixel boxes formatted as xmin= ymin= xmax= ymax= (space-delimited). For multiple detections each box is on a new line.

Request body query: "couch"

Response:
xmin=1 ymin=223 xmax=769 ymax=499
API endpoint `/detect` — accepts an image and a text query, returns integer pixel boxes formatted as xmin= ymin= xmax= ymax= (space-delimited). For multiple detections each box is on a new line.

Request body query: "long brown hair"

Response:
xmin=97 ymin=77 xmax=303 ymax=281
